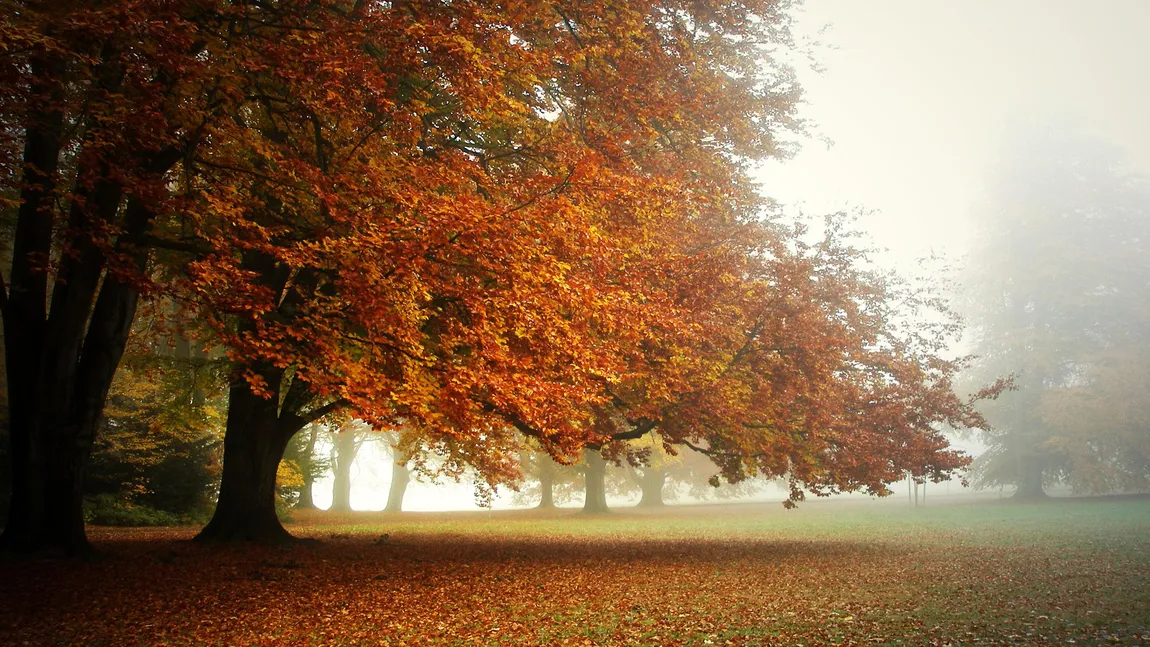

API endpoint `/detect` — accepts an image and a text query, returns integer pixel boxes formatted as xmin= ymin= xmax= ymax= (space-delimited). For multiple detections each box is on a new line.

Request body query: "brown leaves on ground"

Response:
xmin=1 ymin=500 xmax=1148 ymax=647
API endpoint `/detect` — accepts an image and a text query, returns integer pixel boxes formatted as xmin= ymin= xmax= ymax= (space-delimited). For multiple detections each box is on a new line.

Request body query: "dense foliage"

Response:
xmin=2 ymin=0 xmax=999 ymax=549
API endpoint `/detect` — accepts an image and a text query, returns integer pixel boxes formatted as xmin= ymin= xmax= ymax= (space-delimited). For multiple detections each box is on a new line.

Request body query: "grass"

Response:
xmin=1 ymin=496 xmax=1148 ymax=646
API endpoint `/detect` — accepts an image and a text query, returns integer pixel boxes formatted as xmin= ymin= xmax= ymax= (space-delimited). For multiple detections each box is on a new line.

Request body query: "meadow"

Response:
xmin=1 ymin=497 xmax=1148 ymax=646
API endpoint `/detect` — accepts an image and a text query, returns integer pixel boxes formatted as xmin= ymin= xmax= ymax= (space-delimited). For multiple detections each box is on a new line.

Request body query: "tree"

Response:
xmin=615 ymin=436 xmax=762 ymax=507
xmin=962 ymin=125 xmax=1150 ymax=498
xmin=284 ymin=423 xmax=327 ymax=510
xmin=328 ymin=420 xmax=371 ymax=513
xmin=513 ymin=446 xmax=582 ymax=510
xmin=383 ymin=431 xmax=412 ymax=513
xmin=180 ymin=0 xmax=807 ymax=541
xmin=1 ymin=0 xmax=229 ymax=553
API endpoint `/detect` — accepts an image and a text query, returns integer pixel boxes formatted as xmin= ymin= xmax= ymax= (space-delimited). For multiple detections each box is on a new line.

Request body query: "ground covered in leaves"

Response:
xmin=1 ymin=497 xmax=1148 ymax=646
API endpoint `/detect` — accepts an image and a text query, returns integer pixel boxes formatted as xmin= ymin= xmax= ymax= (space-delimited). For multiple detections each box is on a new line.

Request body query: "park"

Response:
xmin=3 ymin=0 xmax=1150 ymax=645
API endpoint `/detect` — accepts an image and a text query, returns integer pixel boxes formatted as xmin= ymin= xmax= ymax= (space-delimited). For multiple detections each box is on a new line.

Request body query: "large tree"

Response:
xmin=2 ymin=0 xmax=805 ymax=548
xmin=962 ymin=125 xmax=1150 ymax=498
xmin=182 ymin=0 xmax=810 ymax=541
xmin=4 ymin=0 xmax=990 ymax=549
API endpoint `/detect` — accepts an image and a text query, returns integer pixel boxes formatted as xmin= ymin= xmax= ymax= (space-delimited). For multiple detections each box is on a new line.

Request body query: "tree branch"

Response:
xmin=300 ymin=397 xmax=349 ymax=427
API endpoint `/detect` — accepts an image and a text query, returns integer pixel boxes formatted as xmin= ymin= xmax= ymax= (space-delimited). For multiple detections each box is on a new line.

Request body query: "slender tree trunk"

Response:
xmin=636 ymin=468 xmax=667 ymax=507
xmin=581 ymin=449 xmax=610 ymax=514
xmin=194 ymin=378 xmax=296 ymax=543
xmin=384 ymin=452 xmax=410 ymax=513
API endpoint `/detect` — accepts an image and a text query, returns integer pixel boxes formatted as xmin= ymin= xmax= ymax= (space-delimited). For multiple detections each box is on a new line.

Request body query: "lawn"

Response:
xmin=1 ymin=497 xmax=1148 ymax=646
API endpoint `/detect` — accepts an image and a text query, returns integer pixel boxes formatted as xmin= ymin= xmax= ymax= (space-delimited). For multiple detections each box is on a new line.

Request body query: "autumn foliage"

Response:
xmin=2 ymin=0 xmax=1000 ymax=549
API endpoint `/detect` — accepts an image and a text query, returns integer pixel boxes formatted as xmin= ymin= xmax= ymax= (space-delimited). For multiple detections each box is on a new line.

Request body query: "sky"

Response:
xmin=336 ymin=0 xmax=1150 ymax=512
xmin=761 ymin=0 xmax=1150 ymax=265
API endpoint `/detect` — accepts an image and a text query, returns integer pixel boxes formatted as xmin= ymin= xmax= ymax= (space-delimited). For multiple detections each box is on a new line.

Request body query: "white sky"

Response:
xmin=333 ymin=0 xmax=1150 ymax=512
xmin=760 ymin=0 xmax=1150 ymax=265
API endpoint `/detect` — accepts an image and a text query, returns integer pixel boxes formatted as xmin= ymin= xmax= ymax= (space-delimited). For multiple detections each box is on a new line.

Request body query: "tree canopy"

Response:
xmin=2 ymin=0 xmax=1000 ymax=549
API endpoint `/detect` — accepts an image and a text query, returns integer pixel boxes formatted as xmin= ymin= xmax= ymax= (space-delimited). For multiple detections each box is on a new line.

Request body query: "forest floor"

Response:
xmin=1 ymin=496 xmax=1148 ymax=646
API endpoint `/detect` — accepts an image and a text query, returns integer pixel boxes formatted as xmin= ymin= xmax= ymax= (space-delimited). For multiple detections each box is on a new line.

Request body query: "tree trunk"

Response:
xmin=636 ymin=468 xmax=666 ymax=507
xmin=1013 ymin=453 xmax=1047 ymax=500
xmin=1 ymin=41 xmax=183 ymax=555
xmin=194 ymin=379 xmax=295 ymax=543
xmin=1 ymin=54 xmax=63 ymax=552
xmin=296 ymin=424 xmax=321 ymax=510
xmin=581 ymin=448 xmax=610 ymax=514
xmin=384 ymin=453 xmax=410 ymax=513
xmin=2 ymin=219 xmax=147 ymax=555
xmin=329 ymin=424 xmax=361 ymax=513
xmin=537 ymin=458 xmax=555 ymax=510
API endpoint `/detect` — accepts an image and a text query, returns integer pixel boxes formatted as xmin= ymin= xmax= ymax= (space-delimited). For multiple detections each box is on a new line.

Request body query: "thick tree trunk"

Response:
xmin=537 ymin=459 xmax=555 ymax=510
xmin=296 ymin=424 xmax=321 ymax=510
xmin=581 ymin=449 xmax=610 ymax=514
xmin=1 ymin=40 xmax=182 ymax=555
xmin=385 ymin=453 xmax=410 ymax=513
xmin=1 ymin=54 xmax=64 ymax=552
xmin=636 ymin=468 xmax=667 ymax=507
xmin=1 ymin=285 xmax=135 ymax=556
xmin=1013 ymin=454 xmax=1047 ymax=500
xmin=2 ymin=219 xmax=145 ymax=555
xmin=194 ymin=379 xmax=295 ymax=543
xmin=329 ymin=425 xmax=361 ymax=513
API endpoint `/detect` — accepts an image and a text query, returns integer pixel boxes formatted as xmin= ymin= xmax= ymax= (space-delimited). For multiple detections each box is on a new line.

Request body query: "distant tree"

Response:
xmin=576 ymin=443 xmax=663 ymax=513
xmin=615 ymin=436 xmax=763 ymax=507
xmin=384 ymin=436 xmax=412 ymax=514
xmin=511 ymin=437 xmax=583 ymax=510
xmin=87 ymin=321 xmax=226 ymax=523
xmin=327 ymin=420 xmax=373 ymax=513
xmin=962 ymin=124 xmax=1150 ymax=498
xmin=283 ymin=423 xmax=327 ymax=510
xmin=1039 ymin=347 xmax=1150 ymax=493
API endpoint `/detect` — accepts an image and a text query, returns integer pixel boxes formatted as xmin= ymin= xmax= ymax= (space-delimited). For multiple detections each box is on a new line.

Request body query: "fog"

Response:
xmin=765 ymin=0 xmax=1150 ymax=258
